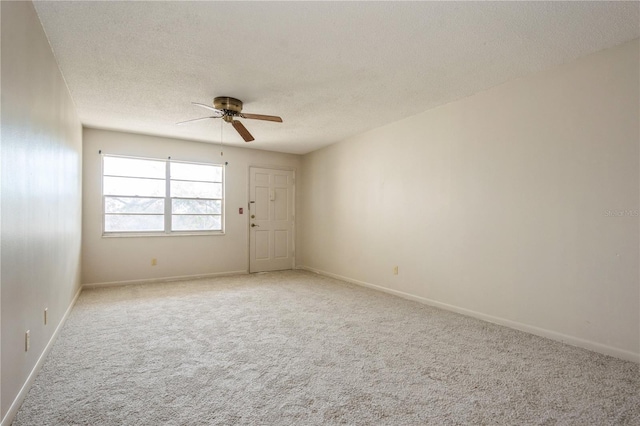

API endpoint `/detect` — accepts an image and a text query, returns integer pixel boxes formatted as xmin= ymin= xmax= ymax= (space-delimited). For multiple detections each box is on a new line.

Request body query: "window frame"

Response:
xmin=101 ymin=154 xmax=225 ymax=237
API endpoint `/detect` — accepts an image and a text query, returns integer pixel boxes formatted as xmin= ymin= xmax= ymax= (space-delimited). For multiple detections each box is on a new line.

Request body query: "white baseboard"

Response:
xmin=82 ymin=270 xmax=249 ymax=288
xmin=300 ymin=266 xmax=639 ymax=364
xmin=1 ymin=285 xmax=83 ymax=426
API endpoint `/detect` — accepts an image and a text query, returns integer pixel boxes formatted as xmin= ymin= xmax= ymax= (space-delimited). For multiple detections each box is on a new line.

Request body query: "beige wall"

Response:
xmin=300 ymin=40 xmax=640 ymax=362
xmin=82 ymin=128 xmax=302 ymax=285
xmin=1 ymin=1 xmax=83 ymax=422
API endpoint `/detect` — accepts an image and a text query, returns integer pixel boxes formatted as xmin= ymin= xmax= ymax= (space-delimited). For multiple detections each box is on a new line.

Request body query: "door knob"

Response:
xmin=251 ymin=223 xmax=259 ymax=227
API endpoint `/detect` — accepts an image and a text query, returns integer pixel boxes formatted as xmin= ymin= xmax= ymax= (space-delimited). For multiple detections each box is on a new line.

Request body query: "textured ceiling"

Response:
xmin=34 ymin=1 xmax=639 ymax=155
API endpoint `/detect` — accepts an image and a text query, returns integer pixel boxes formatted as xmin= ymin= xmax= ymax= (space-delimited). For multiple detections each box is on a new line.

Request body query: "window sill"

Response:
xmin=102 ymin=231 xmax=225 ymax=238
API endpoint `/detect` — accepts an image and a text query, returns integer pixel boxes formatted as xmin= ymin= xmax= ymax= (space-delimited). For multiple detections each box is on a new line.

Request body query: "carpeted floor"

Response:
xmin=12 ymin=270 xmax=639 ymax=425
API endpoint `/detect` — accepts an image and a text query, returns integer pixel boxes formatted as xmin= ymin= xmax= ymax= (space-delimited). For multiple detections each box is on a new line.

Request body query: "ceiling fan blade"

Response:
xmin=176 ymin=116 xmax=219 ymax=125
xmin=192 ymin=102 xmax=224 ymax=116
xmin=232 ymin=120 xmax=255 ymax=142
xmin=240 ymin=113 xmax=283 ymax=123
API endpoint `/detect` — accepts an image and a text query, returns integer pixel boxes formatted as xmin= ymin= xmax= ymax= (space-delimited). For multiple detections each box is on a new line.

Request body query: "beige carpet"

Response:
xmin=12 ymin=270 xmax=639 ymax=425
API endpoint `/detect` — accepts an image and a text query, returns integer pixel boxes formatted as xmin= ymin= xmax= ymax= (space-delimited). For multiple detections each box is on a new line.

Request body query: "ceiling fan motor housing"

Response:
xmin=214 ymin=96 xmax=243 ymax=112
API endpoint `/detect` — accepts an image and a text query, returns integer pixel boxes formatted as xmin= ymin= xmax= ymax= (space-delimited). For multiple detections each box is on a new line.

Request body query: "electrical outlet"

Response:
xmin=25 ymin=330 xmax=30 ymax=352
xmin=151 ymin=258 xmax=157 ymax=266
xmin=44 ymin=308 xmax=48 ymax=325
xmin=393 ymin=266 xmax=399 ymax=275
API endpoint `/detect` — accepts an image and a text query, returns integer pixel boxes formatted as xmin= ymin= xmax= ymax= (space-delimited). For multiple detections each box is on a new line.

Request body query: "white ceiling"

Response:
xmin=34 ymin=1 xmax=639 ymax=155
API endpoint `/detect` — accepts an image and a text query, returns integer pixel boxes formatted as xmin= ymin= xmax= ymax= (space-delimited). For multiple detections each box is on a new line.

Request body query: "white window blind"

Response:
xmin=102 ymin=155 xmax=224 ymax=235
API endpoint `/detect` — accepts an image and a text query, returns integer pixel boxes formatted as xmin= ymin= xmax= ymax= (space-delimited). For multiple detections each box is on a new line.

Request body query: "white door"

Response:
xmin=249 ymin=167 xmax=295 ymax=273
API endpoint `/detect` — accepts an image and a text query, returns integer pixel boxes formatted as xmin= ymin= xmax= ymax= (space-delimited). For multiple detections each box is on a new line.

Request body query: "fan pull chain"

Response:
xmin=220 ymin=118 xmax=224 ymax=157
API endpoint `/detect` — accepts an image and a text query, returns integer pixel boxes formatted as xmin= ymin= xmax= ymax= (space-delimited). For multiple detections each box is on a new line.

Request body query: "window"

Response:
xmin=103 ymin=155 xmax=223 ymax=235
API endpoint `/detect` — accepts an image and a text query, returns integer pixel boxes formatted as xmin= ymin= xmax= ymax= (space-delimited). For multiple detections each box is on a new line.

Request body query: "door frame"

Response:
xmin=247 ymin=164 xmax=297 ymax=273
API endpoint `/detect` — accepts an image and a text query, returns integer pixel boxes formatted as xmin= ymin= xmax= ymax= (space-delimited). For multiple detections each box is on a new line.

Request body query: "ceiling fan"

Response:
xmin=177 ymin=96 xmax=282 ymax=142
